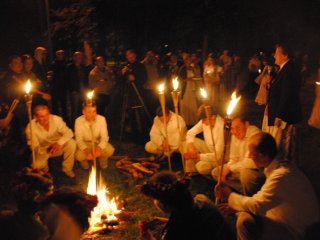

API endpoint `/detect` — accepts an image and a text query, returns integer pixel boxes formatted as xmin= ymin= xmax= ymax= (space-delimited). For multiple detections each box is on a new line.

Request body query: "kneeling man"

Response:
xmin=184 ymin=106 xmax=224 ymax=175
xmin=145 ymin=106 xmax=187 ymax=156
xmin=25 ymin=104 xmax=76 ymax=178
xmin=75 ymin=102 xmax=115 ymax=169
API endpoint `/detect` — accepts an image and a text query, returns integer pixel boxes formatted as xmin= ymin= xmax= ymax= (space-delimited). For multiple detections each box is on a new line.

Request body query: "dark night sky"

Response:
xmin=1 ymin=0 xmax=320 ymax=68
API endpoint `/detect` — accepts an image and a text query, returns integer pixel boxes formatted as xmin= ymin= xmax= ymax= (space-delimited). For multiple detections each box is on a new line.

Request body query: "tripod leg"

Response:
xmin=130 ymin=82 xmax=152 ymax=122
xmin=119 ymin=84 xmax=129 ymax=141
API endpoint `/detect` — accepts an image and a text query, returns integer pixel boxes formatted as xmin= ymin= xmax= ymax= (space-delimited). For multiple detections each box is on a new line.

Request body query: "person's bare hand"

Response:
xmin=84 ymin=148 xmax=94 ymax=160
xmin=49 ymin=143 xmax=61 ymax=155
xmin=217 ymin=203 xmax=237 ymax=217
xmin=127 ymin=74 xmax=135 ymax=81
xmin=215 ymin=183 xmax=232 ymax=202
xmin=274 ymin=117 xmax=282 ymax=128
xmin=162 ymin=140 xmax=170 ymax=152
xmin=95 ymin=146 xmax=102 ymax=158
xmin=184 ymin=152 xmax=199 ymax=161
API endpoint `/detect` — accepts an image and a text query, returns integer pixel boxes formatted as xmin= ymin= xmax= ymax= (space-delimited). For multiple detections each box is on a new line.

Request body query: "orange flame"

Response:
xmin=25 ymin=80 xmax=31 ymax=94
xmin=200 ymin=88 xmax=208 ymax=99
xmin=172 ymin=77 xmax=179 ymax=91
xmin=86 ymin=166 xmax=121 ymax=233
xmin=227 ymin=91 xmax=241 ymax=116
xmin=158 ymin=82 xmax=165 ymax=94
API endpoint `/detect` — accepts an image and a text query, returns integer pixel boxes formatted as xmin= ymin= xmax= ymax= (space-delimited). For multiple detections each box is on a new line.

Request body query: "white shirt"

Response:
xmin=228 ymin=159 xmax=319 ymax=237
xmin=186 ymin=115 xmax=225 ymax=162
xmin=75 ymin=115 xmax=109 ymax=151
xmin=227 ymin=125 xmax=261 ymax=172
xmin=149 ymin=112 xmax=187 ymax=149
xmin=25 ymin=115 xmax=73 ymax=154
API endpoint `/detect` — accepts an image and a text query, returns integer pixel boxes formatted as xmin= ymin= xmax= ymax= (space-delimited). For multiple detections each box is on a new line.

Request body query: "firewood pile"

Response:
xmin=114 ymin=156 xmax=160 ymax=179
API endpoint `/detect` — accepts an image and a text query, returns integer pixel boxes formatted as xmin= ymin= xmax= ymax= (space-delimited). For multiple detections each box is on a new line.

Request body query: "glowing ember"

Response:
xmin=25 ymin=80 xmax=31 ymax=94
xmin=86 ymin=166 xmax=121 ymax=233
xmin=200 ymin=88 xmax=208 ymax=99
xmin=172 ymin=77 xmax=179 ymax=91
xmin=227 ymin=91 xmax=241 ymax=116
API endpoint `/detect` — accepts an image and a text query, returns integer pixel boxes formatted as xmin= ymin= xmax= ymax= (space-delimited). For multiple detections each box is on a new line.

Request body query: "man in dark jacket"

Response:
xmin=50 ymin=50 xmax=69 ymax=124
xmin=67 ymin=51 xmax=92 ymax=126
xmin=267 ymin=43 xmax=302 ymax=161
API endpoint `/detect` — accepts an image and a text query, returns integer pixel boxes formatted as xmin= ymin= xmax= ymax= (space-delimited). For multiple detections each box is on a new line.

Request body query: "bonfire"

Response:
xmin=86 ymin=166 xmax=122 ymax=234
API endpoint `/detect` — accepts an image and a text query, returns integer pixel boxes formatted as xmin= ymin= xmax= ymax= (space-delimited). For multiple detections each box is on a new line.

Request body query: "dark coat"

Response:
xmin=67 ymin=63 xmax=92 ymax=93
xmin=267 ymin=60 xmax=302 ymax=125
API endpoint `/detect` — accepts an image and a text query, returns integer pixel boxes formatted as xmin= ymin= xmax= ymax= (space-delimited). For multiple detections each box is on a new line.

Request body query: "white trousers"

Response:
xmin=75 ymin=142 xmax=115 ymax=166
xmin=33 ymin=139 xmax=76 ymax=173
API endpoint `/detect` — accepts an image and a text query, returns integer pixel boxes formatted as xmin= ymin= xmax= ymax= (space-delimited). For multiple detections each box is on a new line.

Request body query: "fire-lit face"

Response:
xmin=274 ymin=47 xmax=288 ymax=66
xmin=35 ymin=108 xmax=50 ymax=128
xmin=24 ymin=58 xmax=34 ymax=72
xmin=83 ymin=106 xmax=97 ymax=122
xmin=126 ymin=50 xmax=137 ymax=63
xmin=248 ymin=144 xmax=268 ymax=168
xmin=95 ymin=57 xmax=105 ymax=70
xmin=73 ymin=52 xmax=83 ymax=65
xmin=231 ymin=118 xmax=248 ymax=140
xmin=9 ymin=57 xmax=23 ymax=73
xmin=202 ymin=115 xmax=216 ymax=126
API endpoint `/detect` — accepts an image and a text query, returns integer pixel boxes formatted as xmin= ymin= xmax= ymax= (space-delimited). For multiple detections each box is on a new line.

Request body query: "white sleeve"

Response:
xmin=186 ymin=121 xmax=203 ymax=144
xmin=56 ymin=118 xmax=73 ymax=146
xmin=228 ymin=171 xmax=283 ymax=215
xmin=150 ymin=118 xmax=164 ymax=147
xmin=98 ymin=116 xmax=108 ymax=150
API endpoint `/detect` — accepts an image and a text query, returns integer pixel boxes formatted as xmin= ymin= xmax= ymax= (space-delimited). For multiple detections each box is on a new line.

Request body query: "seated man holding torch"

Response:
xmin=74 ymin=100 xmax=115 ymax=170
xmin=212 ymin=115 xmax=265 ymax=196
xmin=215 ymin=132 xmax=319 ymax=240
xmin=25 ymin=104 xmax=76 ymax=178
xmin=145 ymin=106 xmax=187 ymax=156
xmin=184 ymin=106 xmax=225 ymax=175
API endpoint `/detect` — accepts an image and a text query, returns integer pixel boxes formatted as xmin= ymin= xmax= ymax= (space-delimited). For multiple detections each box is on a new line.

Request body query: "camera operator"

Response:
xmin=120 ymin=49 xmax=151 ymax=143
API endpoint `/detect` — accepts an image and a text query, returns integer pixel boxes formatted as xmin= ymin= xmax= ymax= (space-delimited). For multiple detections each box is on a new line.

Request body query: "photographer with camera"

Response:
xmin=120 ymin=49 xmax=151 ymax=143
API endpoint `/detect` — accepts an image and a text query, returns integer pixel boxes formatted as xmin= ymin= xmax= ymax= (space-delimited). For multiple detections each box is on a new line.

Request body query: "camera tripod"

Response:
xmin=119 ymin=81 xmax=152 ymax=141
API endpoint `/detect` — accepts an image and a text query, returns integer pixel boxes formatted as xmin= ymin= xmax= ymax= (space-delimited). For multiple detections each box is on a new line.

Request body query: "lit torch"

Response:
xmin=226 ymin=91 xmax=241 ymax=117
xmin=216 ymin=91 xmax=241 ymax=204
xmin=170 ymin=77 xmax=185 ymax=171
xmin=87 ymin=90 xmax=94 ymax=106
xmin=25 ymin=80 xmax=36 ymax=167
xmin=86 ymin=90 xmax=99 ymax=186
xmin=200 ymin=87 xmax=211 ymax=118
xmin=200 ymin=88 xmax=218 ymax=179
xmin=157 ymin=82 xmax=172 ymax=171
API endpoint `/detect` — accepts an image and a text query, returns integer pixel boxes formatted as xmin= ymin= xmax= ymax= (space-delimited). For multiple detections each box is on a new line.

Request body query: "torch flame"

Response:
xmin=87 ymin=90 xmax=94 ymax=100
xmin=227 ymin=91 xmax=241 ymax=116
xmin=158 ymin=83 xmax=165 ymax=93
xmin=316 ymin=82 xmax=320 ymax=85
xmin=172 ymin=77 xmax=179 ymax=91
xmin=200 ymin=88 xmax=207 ymax=99
xmin=25 ymin=80 xmax=31 ymax=94
xmin=86 ymin=166 xmax=121 ymax=233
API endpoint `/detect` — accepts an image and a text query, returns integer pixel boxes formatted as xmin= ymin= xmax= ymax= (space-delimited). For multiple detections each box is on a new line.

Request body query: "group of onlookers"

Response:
xmin=0 ymin=42 xmax=320 ymax=239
